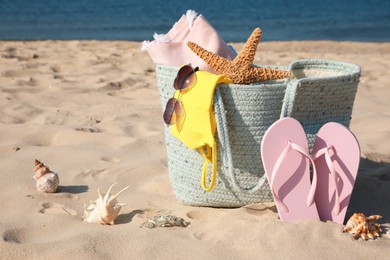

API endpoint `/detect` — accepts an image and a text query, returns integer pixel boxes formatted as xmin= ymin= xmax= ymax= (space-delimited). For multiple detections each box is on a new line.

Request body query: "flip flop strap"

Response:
xmin=313 ymin=146 xmax=340 ymax=216
xmin=271 ymin=141 xmax=317 ymax=213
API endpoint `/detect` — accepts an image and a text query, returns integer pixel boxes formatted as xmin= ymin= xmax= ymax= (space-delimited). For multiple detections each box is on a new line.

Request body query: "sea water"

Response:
xmin=0 ymin=0 xmax=389 ymax=41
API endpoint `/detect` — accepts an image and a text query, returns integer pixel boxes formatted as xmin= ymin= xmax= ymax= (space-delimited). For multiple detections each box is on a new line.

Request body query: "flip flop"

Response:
xmin=312 ymin=122 xmax=360 ymax=224
xmin=261 ymin=118 xmax=319 ymax=222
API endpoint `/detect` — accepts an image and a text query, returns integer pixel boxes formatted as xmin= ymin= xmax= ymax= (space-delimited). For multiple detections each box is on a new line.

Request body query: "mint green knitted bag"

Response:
xmin=156 ymin=59 xmax=360 ymax=207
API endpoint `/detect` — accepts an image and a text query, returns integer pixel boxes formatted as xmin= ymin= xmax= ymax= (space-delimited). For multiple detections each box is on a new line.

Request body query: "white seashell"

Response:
xmin=34 ymin=159 xmax=59 ymax=193
xmin=83 ymin=183 xmax=129 ymax=225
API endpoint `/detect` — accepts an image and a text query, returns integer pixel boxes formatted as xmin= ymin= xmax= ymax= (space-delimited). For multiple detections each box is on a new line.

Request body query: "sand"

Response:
xmin=0 ymin=40 xmax=389 ymax=259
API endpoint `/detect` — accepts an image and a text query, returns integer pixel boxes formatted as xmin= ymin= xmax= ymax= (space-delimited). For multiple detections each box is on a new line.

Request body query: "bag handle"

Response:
xmin=280 ymin=77 xmax=299 ymax=118
xmin=214 ymin=87 xmax=268 ymax=193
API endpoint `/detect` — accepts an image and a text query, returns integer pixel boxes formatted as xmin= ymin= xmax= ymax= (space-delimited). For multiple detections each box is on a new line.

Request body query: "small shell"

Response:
xmin=83 ymin=183 xmax=129 ymax=225
xmin=343 ymin=213 xmax=382 ymax=240
xmin=141 ymin=215 xmax=190 ymax=229
xmin=34 ymin=159 xmax=59 ymax=193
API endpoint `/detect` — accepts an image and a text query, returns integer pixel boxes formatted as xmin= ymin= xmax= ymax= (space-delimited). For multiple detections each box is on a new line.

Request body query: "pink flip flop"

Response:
xmin=312 ymin=122 xmax=360 ymax=224
xmin=261 ymin=118 xmax=319 ymax=222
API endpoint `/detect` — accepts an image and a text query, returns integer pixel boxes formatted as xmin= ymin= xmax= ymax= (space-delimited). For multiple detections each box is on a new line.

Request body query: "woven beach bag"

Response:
xmin=156 ymin=59 xmax=360 ymax=207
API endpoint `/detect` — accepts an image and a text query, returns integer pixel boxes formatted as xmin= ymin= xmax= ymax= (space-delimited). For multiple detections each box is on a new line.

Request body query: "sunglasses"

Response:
xmin=163 ymin=65 xmax=199 ymax=126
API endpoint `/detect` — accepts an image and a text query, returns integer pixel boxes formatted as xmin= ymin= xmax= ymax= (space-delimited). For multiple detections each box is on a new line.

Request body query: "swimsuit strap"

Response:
xmin=200 ymin=142 xmax=217 ymax=192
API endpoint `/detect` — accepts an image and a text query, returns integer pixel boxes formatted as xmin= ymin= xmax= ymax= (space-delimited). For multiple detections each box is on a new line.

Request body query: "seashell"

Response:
xmin=83 ymin=183 xmax=129 ymax=225
xmin=140 ymin=215 xmax=190 ymax=229
xmin=34 ymin=159 xmax=59 ymax=193
xmin=343 ymin=213 xmax=382 ymax=240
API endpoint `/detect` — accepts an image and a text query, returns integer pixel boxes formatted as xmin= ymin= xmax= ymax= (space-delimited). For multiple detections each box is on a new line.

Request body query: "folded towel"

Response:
xmin=142 ymin=10 xmax=236 ymax=73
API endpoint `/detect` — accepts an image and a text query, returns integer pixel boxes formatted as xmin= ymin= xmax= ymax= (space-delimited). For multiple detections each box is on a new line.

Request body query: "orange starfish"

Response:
xmin=187 ymin=27 xmax=291 ymax=84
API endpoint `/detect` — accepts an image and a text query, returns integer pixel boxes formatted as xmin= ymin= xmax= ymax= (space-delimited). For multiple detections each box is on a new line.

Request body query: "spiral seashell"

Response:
xmin=34 ymin=159 xmax=59 ymax=193
xmin=83 ymin=183 xmax=129 ymax=225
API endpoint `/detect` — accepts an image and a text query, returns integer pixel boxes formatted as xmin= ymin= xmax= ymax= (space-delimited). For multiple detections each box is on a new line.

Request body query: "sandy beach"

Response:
xmin=0 ymin=40 xmax=389 ymax=259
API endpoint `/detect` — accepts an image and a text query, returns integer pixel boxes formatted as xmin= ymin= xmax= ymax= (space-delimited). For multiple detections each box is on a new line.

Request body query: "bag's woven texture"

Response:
xmin=282 ymin=59 xmax=361 ymax=150
xmin=156 ymin=59 xmax=360 ymax=207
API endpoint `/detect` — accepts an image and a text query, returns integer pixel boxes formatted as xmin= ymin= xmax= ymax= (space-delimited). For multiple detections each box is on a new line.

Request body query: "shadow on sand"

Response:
xmin=347 ymin=153 xmax=390 ymax=225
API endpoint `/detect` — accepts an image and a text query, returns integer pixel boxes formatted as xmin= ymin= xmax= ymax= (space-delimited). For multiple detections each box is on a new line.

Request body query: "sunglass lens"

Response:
xmin=163 ymin=98 xmax=184 ymax=125
xmin=174 ymin=65 xmax=197 ymax=90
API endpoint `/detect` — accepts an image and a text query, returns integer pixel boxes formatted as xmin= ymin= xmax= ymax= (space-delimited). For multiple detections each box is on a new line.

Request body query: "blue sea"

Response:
xmin=0 ymin=0 xmax=389 ymax=42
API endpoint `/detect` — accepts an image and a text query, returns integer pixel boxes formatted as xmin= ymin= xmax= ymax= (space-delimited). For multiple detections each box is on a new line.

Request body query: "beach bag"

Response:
xmin=156 ymin=59 xmax=360 ymax=207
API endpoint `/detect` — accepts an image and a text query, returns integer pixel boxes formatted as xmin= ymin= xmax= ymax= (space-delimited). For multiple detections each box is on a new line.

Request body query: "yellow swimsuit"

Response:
xmin=170 ymin=70 xmax=231 ymax=191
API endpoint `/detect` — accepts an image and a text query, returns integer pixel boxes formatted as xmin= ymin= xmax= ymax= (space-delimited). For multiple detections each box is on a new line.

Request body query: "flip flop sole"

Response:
xmin=313 ymin=122 xmax=360 ymax=224
xmin=261 ymin=118 xmax=319 ymax=222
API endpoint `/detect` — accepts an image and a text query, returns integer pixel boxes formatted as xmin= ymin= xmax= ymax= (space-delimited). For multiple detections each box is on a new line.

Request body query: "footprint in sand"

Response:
xmin=125 ymin=123 xmax=161 ymax=138
xmin=50 ymin=65 xmax=61 ymax=73
xmin=2 ymin=228 xmax=25 ymax=244
xmin=76 ymin=168 xmax=108 ymax=179
xmin=39 ymin=202 xmax=77 ymax=216
xmin=2 ymin=69 xmax=32 ymax=78
xmin=16 ymin=77 xmax=38 ymax=87
xmin=192 ymin=232 xmax=207 ymax=240
xmin=186 ymin=211 xmax=209 ymax=240
xmin=74 ymin=126 xmax=102 ymax=133
xmin=100 ymin=156 xmax=121 ymax=163
xmin=98 ymin=81 xmax=124 ymax=92
xmin=186 ymin=210 xmax=211 ymax=221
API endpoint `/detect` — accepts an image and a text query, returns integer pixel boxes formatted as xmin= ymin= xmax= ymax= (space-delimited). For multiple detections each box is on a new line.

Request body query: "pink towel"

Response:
xmin=142 ymin=10 xmax=236 ymax=73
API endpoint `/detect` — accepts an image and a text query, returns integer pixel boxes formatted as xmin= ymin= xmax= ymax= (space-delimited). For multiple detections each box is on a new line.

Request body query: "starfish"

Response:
xmin=187 ymin=28 xmax=292 ymax=84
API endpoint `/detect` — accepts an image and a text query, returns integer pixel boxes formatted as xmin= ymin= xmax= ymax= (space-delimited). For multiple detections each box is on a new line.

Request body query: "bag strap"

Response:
xmin=280 ymin=77 xmax=298 ymax=118
xmin=281 ymin=59 xmax=361 ymax=121
xmin=214 ymin=87 xmax=268 ymax=193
